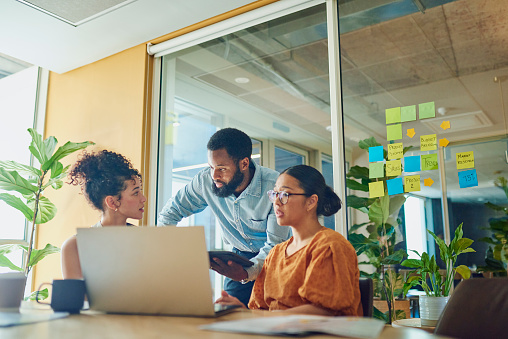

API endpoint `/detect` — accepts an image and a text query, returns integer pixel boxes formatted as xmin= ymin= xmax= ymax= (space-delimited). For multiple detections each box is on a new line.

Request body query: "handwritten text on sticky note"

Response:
xmin=386 ymin=160 xmax=402 ymax=177
xmin=456 ymin=151 xmax=474 ymax=169
xmin=420 ymin=134 xmax=437 ymax=151
xmin=388 ymin=143 xmax=403 ymax=160
xmin=405 ymin=175 xmax=421 ymax=192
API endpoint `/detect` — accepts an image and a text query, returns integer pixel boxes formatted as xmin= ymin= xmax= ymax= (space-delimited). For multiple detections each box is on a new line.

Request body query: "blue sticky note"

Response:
xmin=387 ymin=177 xmax=404 ymax=195
xmin=458 ymin=169 xmax=478 ymax=188
xmin=404 ymin=156 xmax=421 ymax=173
xmin=369 ymin=146 xmax=384 ymax=162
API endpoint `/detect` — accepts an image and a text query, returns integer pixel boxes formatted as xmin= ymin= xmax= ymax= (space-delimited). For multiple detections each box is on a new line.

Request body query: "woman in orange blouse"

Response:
xmin=216 ymin=165 xmax=362 ymax=316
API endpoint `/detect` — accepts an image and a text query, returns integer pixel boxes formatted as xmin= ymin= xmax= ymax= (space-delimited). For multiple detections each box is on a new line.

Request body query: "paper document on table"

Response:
xmin=200 ymin=315 xmax=385 ymax=338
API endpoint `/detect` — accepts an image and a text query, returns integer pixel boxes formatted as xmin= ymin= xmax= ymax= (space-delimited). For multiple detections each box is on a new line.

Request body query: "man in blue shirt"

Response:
xmin=157 ymin=128 xmax=290 ymax=306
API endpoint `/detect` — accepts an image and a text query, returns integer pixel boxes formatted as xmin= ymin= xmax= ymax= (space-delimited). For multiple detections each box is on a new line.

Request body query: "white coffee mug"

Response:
xmin=0 ymin=272 xmax=27 ymax=312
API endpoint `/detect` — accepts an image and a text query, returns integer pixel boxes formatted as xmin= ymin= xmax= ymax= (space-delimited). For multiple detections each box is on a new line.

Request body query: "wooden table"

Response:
xmin=1 ymin=306 xmax=451 ymax=339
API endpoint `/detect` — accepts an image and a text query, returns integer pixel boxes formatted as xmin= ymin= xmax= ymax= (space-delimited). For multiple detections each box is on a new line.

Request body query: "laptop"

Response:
xmin=76 ymin=226 xmax=239 ymax=317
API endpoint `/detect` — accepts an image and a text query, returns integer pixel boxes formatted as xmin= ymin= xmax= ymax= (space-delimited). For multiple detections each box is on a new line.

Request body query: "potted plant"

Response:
xmin=402 ymin=223 xmax=475 ymax=326
xmin=477 ymin=177 xmax=508 ymax=277
xmin=0 ymin=128 xmax=93 ymax=300
xmin=347 ymin=137 xmax=411 ymax=323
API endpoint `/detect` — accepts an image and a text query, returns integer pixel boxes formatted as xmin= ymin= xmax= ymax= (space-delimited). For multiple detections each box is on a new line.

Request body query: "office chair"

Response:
xmin=359 ymin=277 xmax=373 ymax=317
xmin=434 ymin=278 xmax=508 ymax=339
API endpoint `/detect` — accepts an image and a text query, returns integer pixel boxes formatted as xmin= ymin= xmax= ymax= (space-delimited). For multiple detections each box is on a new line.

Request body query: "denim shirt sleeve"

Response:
xmin=157 ymin=170 xmax=209 ymax=226
xmin=246 ymin=207 xmax=291 ymax=280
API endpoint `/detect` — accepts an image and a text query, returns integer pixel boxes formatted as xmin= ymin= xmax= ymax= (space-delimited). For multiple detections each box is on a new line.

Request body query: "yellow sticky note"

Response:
xmin=420 ymin=134 xmax=437 ymax=151
xmin=386 ymin=160 xmax=402 ymax=177
xmin=369 ymin=181 xmax=385 ymax=198
xmin=387 ymin=143 xmax=403 ymax=160
xmin=387 ymin=124 xmax=402 ymax=141
xmin=386 ymin=107 xmax=401 ymax=124
xmin=405 ymin=175 xmax=421 ymax=192
xmin=456 ymin=151 xmax=474 ymax=169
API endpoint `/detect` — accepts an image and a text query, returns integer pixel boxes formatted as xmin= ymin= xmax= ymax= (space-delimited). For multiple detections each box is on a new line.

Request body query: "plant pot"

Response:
xmin=419 ymin=295 xmax=449 ymax=326
xmin=0 ymin=272 xmax=27 ymax=312
xmin=373 ymin=298 xmax=411 ymax=319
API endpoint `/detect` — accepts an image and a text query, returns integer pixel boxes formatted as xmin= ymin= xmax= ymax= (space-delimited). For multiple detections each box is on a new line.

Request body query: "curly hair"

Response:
xmin=68 ymin=150 xmax=141 ymax=211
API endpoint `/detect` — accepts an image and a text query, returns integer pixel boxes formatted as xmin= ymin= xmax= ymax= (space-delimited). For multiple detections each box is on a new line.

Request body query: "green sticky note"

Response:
xmin=421 ymin=154 xmax=438 ymax=170
xmin=387 ymin=124 xmax=402 ymax=141
xmin=401 ymin=105 xmax=417 ymax=122
xmin=369 ymin=181 xmax=385 ymax=198
xmin=386 ymin=159 xmax=402 ymax=177
xmin=386 ymin=107 xmax=401 ymax=124
xmin=419 ymin=102 xmax=435 ymax=119
xmin=369 ymin=162 xmax=384 ymax=179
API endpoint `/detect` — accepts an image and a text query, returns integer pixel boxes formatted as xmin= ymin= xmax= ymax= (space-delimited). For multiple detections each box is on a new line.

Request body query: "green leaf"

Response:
xmin=369 ymin=194 xmax=390 ymax=225
xmin=0 ymin=254 xmax=23 ymax=271
xmin=358 ymin=137 xmax=382 ymax=150
xmin=346 ymin=195 xmax=375 ymax=210
xmin=348 ymin=222 xmax=371 ymax=233
xmin=28 ymin=128 xmax=47 ymax=164
xmin=485 ymin=202 xmax=507 ymax=212
xmin=0 ymin=167 xmax=39 ymax=195
xmin=50 ymin=161 xmax=64 ymax=179
xmin=27 ymin=196 xmax=57 ymax=224
xmin=0 ymin=160 xmax=41 ymax=177
xmin=43 ymin=136 xmax=58 ymax=160
xmin=42 ymin=141 xmax=94 ymax=172
xmin=27 ymin=243 xmax=60 ymax=268
xmin=455 ymin=265 xmax=471 ymax=279
xmin=401 ymin=259 xmax=422 ymax=268
xmin=0 ymin=193 xmax=34 ymax=221
xmin=346 ymin=178 xmax=369 ymax=192
xmin=25 ymin=288 xmax=48 ymax=301
xmin=346 ymin=165 xmax=370 ymax=180
xmin=454 ymin=238 xmax=474 ymax=254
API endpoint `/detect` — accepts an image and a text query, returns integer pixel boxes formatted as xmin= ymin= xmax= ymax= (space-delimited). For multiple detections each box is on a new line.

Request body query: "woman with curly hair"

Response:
xmin=61 ymin=150 xmax=146 ymax=279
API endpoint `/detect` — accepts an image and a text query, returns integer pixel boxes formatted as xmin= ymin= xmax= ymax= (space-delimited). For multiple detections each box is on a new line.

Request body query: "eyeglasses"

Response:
xmin=267 ymin=190 xmax=309 ymax=205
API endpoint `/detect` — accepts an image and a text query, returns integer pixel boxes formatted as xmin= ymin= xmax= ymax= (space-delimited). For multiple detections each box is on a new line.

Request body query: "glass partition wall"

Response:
xmin=340 ymin=0 xmax=508 ymax=277
xmin=152 ymin=0 xmax=508 ymax=299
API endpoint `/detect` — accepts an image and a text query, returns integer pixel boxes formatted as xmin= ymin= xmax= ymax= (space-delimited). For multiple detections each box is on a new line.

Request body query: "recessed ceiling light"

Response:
xmin=235 ymin=77 xmax=250 ymax=84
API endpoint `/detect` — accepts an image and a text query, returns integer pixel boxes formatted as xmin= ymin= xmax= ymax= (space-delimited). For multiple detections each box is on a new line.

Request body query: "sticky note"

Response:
xmin=421 ymin=153 xmax=438 ymax=170
xmin=419 ymin=102 xmax=435 ymax=119
xmin=404 ymin=156 xmax=421 ymax=172
xmin=386 ymin=160 xmax=402 ymax=177
xmin=420 ymin=134 xmax=437 ymax=151
xmin=369 ymin=162 xmax=385 ymax=179
xmin=405 ymin=175 xmax=421 ymax=192
xmin=387 ymin=124 xmax=402 ymax=141
xmin=386 ymin=107 xmax=401 ymax=124
xmin=458 ymin=169 xmax=478 ymax=188
xmin=369 ymin=181 xmax=385 ymax=198
xmin=369 ymin=146 xmax=384 ymax=162
xmin=388 ymin=142 xmax=403 ymax=160
xmin=456 ymin=151 xmax=474 ymax=169
xmin=387 ymin=177 xmax=404 ymax=195
xmin=401 ymin=105 xmax=417 ymax=122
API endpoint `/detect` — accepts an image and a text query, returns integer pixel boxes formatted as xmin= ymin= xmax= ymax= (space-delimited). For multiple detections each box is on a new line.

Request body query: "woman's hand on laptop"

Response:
xmin=210 ymin=258 xmax=248 ymax=281
xmin=214 ymin=291 xmax=246 ymax=308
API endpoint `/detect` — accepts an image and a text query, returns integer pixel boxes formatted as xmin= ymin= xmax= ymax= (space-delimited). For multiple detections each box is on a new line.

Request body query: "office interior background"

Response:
xmin=1 ymin=0 xmax=507 ymax=297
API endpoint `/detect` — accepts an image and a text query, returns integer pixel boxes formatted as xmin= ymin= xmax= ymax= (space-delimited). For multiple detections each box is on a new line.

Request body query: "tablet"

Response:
xmin=208 ymin=251 xmax=254 ymax=267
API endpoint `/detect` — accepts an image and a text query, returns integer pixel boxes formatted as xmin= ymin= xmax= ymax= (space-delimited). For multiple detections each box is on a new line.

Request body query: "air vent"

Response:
xmin=421 ymin=111 xmax=493 ymax=133
xmin=17 ymin=0 xmax=137 ymax=26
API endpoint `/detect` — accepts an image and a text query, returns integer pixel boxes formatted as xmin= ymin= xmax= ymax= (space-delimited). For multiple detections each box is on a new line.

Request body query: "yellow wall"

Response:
xmin=34 ymin=44 xmax=150 ymax=289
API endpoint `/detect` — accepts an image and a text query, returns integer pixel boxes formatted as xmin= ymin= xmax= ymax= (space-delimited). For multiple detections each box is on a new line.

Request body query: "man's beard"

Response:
xmin=212 ymin=165 xmax=245 ymax=197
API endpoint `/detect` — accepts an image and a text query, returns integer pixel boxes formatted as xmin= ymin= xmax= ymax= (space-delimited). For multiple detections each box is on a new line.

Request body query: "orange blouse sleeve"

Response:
xmin=298 ymin=243 xmax=360 ymax=316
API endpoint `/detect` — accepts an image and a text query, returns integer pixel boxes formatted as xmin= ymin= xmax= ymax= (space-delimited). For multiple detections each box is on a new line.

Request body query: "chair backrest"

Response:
xmin=434 ymin=278 xmax=508 ymax=339
xmin=359 ymin=277 xmax=373 ymax=317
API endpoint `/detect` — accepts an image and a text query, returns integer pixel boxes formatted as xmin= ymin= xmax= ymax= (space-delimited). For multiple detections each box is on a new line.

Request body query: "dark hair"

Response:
xmin=68 ymin=150 xmax=141 ymax=211
xmin=281 ymin=165 xmax=341 ymax=217
xmin=207 ymin=128 xmax=252 ymax=162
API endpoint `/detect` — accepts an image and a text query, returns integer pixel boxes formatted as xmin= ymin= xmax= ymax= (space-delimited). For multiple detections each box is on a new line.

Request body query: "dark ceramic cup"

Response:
xmin=36 ymin=279 xmax=86 ymax=314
